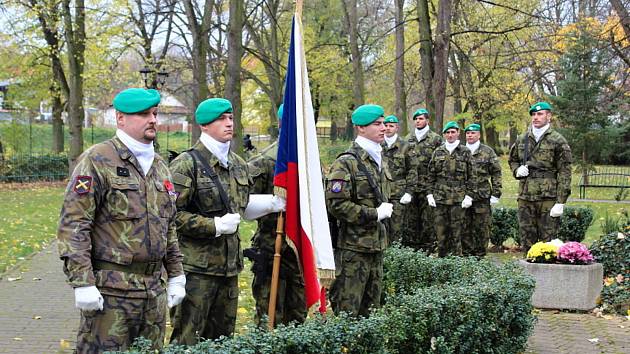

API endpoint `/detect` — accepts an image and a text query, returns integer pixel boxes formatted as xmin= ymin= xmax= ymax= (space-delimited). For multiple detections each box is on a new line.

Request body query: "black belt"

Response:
xmin=529 ymin=170 xmax=556 ymax=179
xmin=92 ymin=259 xmax=161 ymax=275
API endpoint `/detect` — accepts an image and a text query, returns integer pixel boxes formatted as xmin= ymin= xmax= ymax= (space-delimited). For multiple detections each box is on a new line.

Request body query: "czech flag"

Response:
xmin=273 ymin=14 xmax=335 ymax=310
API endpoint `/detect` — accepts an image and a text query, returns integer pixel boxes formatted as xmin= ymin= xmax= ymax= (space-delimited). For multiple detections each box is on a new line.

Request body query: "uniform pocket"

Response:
xmin=108 ymin=180 xmax=142 ymax=219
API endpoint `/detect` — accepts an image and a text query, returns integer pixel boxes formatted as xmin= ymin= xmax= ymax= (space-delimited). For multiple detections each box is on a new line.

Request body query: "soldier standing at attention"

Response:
xmin=57 ymin=88 xmax=185 ymax=353
xmin=508 ymin=102 xmax=572 ymax=252
xmin=403 ymin=108 xmax=443 ymax=252
xmin=326 ymin=104 xmax=393 ymax=316
xmin=169 ymin=98 xmax=284 ymax=344
xmin=426 ymin=121 xmax=474 ymax=257
xmin=462 ymin=123 xmax=502 ymax=257
xmin=246 ymin=104 xmax=307 ymax=326
xmin=381 ymin=115 xmax=413 ymax=243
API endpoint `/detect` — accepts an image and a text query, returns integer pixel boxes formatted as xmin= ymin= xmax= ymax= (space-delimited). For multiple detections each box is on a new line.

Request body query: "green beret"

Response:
xmin=442 ymin=121 xmax=460 ymax=133
xmin=113 ymin=88 xmax=160 ymax=114
xmin=351 ymin=104 xmax=384 ymax=126
xmin=277 ymin=104 xmax=284 ymax=120
xmin=413 ymin=108 xmax=429 ymax=118
xmin=384 ymin=115 xmax=399 ymax=124
xmin=529 ymin=101 xmax=552 ymax=114
xmin=196 ymin=98 xmax=233 ymax=125
xmin=464 ymin=123 xmax=481 ymax=132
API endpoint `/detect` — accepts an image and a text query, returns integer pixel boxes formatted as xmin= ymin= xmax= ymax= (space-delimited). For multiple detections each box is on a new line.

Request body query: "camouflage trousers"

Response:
xmin=330 ymin=249 xmax=383 ymax=317
xmin=251 ymin=251 xmax=306 ymax=327
xmin=401 ymin=193 xmax=435 ymax=253
xmin=462 ymin=199 xmax=491 ymax=257
xmin=434 ymin=203 xmax=465 ymax=257
xmin=388 ymin=199 xmax=406 ymax=244
xmin=76 ymin=292 xmax=167 ymax=353
xmin=518 ymin=199 xmax=560 ymax=252
xmin=169 ymin=273 xmax=238 ymax=345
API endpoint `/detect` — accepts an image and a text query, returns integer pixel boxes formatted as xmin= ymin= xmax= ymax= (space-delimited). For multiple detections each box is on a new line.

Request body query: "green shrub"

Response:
xmin=490 ymin=207 xmax=518 ymax=247
xmin=0 ymin=153 xmax=68 ymax=182
xmin=558 ymin=206 xmax=593 ymax=242
xmin=589 ymin=231 xmax=629 ymax=315
xmin=117 ymin=247 xmax=536 ymax=354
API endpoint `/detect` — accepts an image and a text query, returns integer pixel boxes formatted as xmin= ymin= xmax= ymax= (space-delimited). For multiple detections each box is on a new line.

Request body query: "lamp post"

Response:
xmin=139 ymin=66 xmax=169 ymax=90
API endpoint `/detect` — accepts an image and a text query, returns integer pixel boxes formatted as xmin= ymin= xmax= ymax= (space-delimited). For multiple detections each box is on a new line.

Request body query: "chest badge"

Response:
xmin=73 ymin=175 xmax=92 ymax=195
xmin=164 ymin=179 xmax=178 ymax=197
xmin=117 ymin=167 xmax=130 ymax=177
xmin=331 ymin=180 xmax=343 ymax=193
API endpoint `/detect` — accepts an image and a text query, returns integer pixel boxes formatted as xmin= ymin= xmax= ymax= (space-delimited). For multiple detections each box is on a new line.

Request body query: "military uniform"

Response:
xmin=57 ymin=136 xmax=184 ymax=353
xmin=168 ymin=142 xmax=250 ymax=344
xmin=403 ymin=130 xmax=443 ymax=251
xmin=462 ymin=143 xmax=502 ymax=257
xmin=247 ymin=142 xmax=306 ymax=326
xmin=508 ymin=127 xmax=572 ymax=251
xmin=428 ymin=144 xmax=474 ymax=257
xmin=326 ymin=142 xmax=391 ymax=316
xmin=381 ymin=136 xmax=413 ymax=243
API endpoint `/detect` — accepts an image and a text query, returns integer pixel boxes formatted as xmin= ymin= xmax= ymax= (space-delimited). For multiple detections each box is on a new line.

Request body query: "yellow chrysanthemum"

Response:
xmin=526 ymin=242 xmax=558 ymax=263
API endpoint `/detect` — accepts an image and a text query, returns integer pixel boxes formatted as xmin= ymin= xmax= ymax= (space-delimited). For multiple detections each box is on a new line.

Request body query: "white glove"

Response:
xmin=461 ymin=195 xmax=473 ymax=209
xmin=74 ymin=285 xmax=104 ymax=311
xmin=399 ymin=193 xmax=412 ymax=205
xmin=427 ymin=194 xmax=436 ymax=207
xmin=167 ymin=275 xmax=186 ymax=308
xmin=516 ymin=165 xmax=529 ymax=177
xmin=244 ymin=194 xmax=286 ymax=220
xmin=490 ymin=196 xmax=500 ymax=205
xmin=376 ymin=202 xmax=393 ymax=221
xmin=550 ymin=203 xmax=564 ymax=218
xmin=214 ymin=213 xmax=241 ymax=236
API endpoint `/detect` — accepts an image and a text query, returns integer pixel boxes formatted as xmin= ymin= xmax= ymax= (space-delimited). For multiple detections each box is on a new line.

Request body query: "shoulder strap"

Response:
xmin=339 ymin=151 xmax=385 ymax=203
xmin=188 ymin=149 xmax=234 ymax=214
xmin=522 ymin=132 xmax=530 ymax=164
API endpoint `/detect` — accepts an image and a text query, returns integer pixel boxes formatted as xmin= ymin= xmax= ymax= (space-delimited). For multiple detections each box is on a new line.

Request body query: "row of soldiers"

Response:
xmin=56 ymin=87 xmax=571 ymax=353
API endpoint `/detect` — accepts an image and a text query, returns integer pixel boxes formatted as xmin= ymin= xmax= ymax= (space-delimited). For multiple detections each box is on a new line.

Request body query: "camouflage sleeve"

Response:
xmin=169 ymin=153 xmax=217 ymax=238
xmin=57 ymin=154 xmax=102 ymax=288
xmin=248 ymin=155 xmax=271 ymax=194
xmin=162 ymin=170 xmax=184 ymax=278
xmin=426 ymin=151 xmax=438 ymax=195
xmin=464 ymin=151 xmax=475 ymax=197
xmin=489 ymin=149 xmax=503 ymax=198
xmin=404 ymin=145 xmax=418 ymax=194
xmin=508 ymin=140 xmax=521 ymax=177
xmin=555 ymin=139 xmax=572 ymax=203
xmin=325 ymin=158 xmax=378 ymax=223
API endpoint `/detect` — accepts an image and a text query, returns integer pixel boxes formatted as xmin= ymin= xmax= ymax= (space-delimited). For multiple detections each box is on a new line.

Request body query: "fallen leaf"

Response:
xmin=602 ymin=315 xmax=613 ymax=320
xmin=32 ymin=277 xmax=41 ymax=281
xmin=13 ymin=337 xmax=22 ymax=341
xmin=33 ymin=315 xmax=41 ymax=320
xmin=59 ymin=339 xmax=71 ymax=350
xmin=7 ymin=276 xmax=22 ymax=282
xmin=587 ymin=338 xmax=599 ymax=343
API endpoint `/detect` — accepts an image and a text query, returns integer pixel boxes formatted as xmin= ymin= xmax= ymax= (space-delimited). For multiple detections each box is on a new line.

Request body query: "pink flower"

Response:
xmin=557 ymin=242 xmax=594 ymax=264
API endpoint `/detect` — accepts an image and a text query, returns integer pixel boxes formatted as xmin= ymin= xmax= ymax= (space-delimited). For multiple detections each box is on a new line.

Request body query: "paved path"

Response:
xmin=0 ymin=243 xmax=628 ymax=353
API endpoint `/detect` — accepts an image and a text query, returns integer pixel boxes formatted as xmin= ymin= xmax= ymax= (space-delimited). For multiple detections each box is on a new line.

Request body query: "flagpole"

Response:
xmin=267 ymin=211 xmax=284 ymax=329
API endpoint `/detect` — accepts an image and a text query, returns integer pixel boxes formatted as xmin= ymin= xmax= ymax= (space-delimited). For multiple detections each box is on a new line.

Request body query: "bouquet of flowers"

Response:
xmin=557 ymin=241 xmax=594 ymax=264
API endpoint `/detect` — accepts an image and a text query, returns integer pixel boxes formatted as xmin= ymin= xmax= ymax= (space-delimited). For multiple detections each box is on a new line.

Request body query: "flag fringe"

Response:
xmin=274 ymin=186 xmax=287 ymax=198
xmin=317 ymin=268 xmax=336 ymax=288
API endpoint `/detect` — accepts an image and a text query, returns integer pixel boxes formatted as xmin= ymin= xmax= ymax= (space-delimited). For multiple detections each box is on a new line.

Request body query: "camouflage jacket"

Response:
xmin=405 ymin=130 xmax=443 ymax=195
xmin=247 ymin=142 xmax=284 ymax=256
xmin=508 ymin=127 xmax=572 ymax=203
xmin=57 ymin=137 xmax=184 ymax=299
xmin=170 ymin=141 xmax=251 ymax=277
xmin=381 ymin=136 xmax=413 ymax=198
xmin=428 ymin=144 xmax=474 ymax=205
xmin=469 ymin=143 xmax=502 ymax=201
xmin=325 ymin=142 xmax=391 ymax=253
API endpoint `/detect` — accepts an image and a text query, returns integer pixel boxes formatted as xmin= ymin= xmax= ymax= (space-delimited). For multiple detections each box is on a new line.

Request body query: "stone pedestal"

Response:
xmin=518 ymin=260 xmax=603 ymax=311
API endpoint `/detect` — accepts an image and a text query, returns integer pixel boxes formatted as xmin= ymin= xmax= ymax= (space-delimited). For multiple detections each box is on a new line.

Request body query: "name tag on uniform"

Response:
xmin=117 ymin=167 xmax=130 ymax=177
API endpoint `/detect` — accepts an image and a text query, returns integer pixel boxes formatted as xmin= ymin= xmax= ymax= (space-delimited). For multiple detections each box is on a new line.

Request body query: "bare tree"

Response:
xmin=226 ymin=0 xmax=244 ymax=154
xmin=394 ymin=0 xmax=407 ymax=133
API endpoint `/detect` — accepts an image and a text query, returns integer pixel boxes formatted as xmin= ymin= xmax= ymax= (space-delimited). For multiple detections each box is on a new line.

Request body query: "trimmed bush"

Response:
xmin=491 ymin=207 xmax=518 ymax=247
xmin=0 ymin=153 xmax=68 ymax=182
xmin=590 ymin=231 xmax=629 ymax=314
xmin=116 ymin=247 xmax=536 ymax=354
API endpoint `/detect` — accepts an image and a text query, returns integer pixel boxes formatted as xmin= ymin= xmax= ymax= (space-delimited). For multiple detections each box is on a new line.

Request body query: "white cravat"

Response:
xmin=466 ymin=141 xmax=480 ymax=154
xmin=384 ymin=133 xmax=398 ymax=148
xmin=415 ymin=125 xmax=430 ymax=141
xmin=532 ymin=123 xmax=550 ymax=142
xmin=116 ymin=129 xmax=154 ymax=176
xmin=200 ymin=133 xmax=231 ymax=167
xmin=445 ymin=140 xmax=460 ymax=154
xmin=355 ymin=135 xmax=382 ymax=170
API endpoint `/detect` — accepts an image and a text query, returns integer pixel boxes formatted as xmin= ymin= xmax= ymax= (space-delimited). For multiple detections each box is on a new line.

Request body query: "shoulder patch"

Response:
xmin=73 ymin=175 xmax=92 ymax=194
xmin=330 ymin=180 xmax=344 ymax=193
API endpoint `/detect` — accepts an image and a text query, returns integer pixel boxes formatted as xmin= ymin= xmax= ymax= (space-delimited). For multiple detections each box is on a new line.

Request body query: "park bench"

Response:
xmin=578 ymin=166 xmax=630 ymax=199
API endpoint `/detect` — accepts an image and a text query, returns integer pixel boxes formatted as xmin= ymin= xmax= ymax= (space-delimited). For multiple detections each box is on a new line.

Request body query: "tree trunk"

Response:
xmin=51 ymin=88 xmax=64 ymax=153
xmin=417 ymin=0 xmax=435 ymax=121
xmin=62 ymin=0 xmax=86 ymax=172
xmin=343 ymin=0 xmax=365 ymax=108
xmin=485 ymin=126 xmax=499 ymax=152
xmin=432 ymin=0 xmax=455 ymax=130
xmin=610 ymin=0 xmax=630 ymax=40
xmin=394 ymin=0 xmax=407 ymax=133
xmin=226 ymin=0 xmax=244 ymax=156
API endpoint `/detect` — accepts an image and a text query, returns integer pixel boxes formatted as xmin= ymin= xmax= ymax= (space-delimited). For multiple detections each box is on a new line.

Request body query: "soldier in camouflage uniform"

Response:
xmin=381 ymin=115 xmax=414 ymax=243
xmin=326 ymin=104 xmax=393 ymax=316
xmin=462 ymin=123 xmax=502 ymax=257
xmin=402 ymin=108 xmax=443 ymax=252
xmin=508 ymin=102 xmax=572 ymax=252
xmin=426 ymin=121 xmax=474 ymax=257
xmin=247 ymin=104 xmax=306 ymax=326
xmin=57 ymin=88 xmax=185 ymax=353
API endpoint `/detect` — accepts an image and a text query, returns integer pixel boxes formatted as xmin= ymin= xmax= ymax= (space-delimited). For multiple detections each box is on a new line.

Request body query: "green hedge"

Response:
xmin=0 ymin=153 xmax=69 ymax=182
xmin=490 ymin=206 xmax=593 ymax=247
xmin=116 ymin=247 xmax=536 ymax=354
